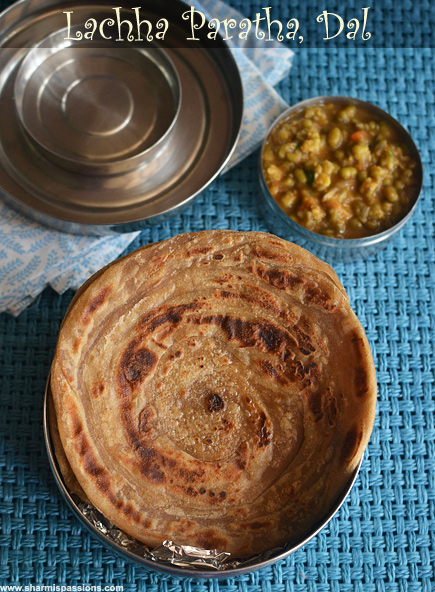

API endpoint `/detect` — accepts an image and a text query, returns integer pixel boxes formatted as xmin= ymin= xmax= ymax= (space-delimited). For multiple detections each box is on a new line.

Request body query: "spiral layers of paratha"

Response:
xmin=51 ymin=231 xmax=376 ymax=557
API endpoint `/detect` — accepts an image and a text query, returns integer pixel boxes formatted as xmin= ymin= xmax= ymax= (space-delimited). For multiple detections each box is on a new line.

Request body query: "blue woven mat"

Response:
xmin=1 ymin=0 xmax=434 ymax=588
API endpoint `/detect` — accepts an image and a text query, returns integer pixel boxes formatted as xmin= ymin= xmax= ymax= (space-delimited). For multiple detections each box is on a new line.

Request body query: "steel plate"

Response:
xmin=43 ymin=377 xmax=362 ymax=579
xmin=41 ymin=260 xmax=363 ymax=577
xmin=0 ymin=0 xmax=243 ymax=233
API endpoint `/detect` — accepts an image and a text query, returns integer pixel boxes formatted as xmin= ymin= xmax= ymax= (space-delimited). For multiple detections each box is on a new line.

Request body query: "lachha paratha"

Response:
xmin=50 ymin=230 xmax=376 ymax=558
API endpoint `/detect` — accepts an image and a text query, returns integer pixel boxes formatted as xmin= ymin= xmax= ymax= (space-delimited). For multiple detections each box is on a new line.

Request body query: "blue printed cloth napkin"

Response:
xmin=0 ymin=0 xmax=293 ymax=316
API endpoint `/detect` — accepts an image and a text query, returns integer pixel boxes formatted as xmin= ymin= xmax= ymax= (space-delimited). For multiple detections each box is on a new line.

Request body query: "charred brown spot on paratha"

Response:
xmin=304 ymin=285 xmax=335 ymax=311
xmin=340 ymin=427 xmax=363 ymax=463
xmin=71 ymin=414 xmax=83 ymax=439
xmin=219 ymin=418 xmax=234 ymax=434
xmin=252 ymin=248 xmax=288 ymax=262
xmin=138 ymin=406 xmax=156 ymax=435
xmin=351 ymin=332 xmax=370 ymax=397
xmin=189 ymin=315 xmax=295 ymax=356
xmin=355 ymin=367 xmax=369 ymax=398
xmin=284 ymin=360 xmax=305 ymax=382
xmin=234 ymin=442 xmax=249 ymax=470
xmin=256 ymin=412 xmax=271 ymax=448
xmin=138 ymin=303 xmax=203 ymax=335
xmin=152 ymin=339 xmax=168 ymax=351
xmin=121 ymin=348 xmax=157 ymax=386
xmin=252 ymin=263 xmax=302 ymax=291
xmin=120 ymin=502 xmax=138 ymax=521
xmin=136 ymin=445 xmax=166 ymax=483
xmin=293 ymin=325 xmax=316 ymax=355
xmin=176 ymin=467 xmax=206 ymax=484
xmin=195 ymin=529 xmax=228 ymax=551
xmin=325 ymin=390 xmax=338 ymax=426
xmin=305 ymin=389 xmax=323 ymax=422
xmin=174 ymin=520 xmax=196 ymax=534
xmin=303 ymin=361 xmax=321 ymax=388
xmin=70 ymin=414 xmax=112 ymax=490
xmin=240 ymin=520 xmax=272 ymax=531
xmin=249 ymin=263 xmax=335 ymax=311
xmin=187 ymin=247 xmax=213 ymax=256
xmin=207 ymin=394 xmax=225 ymax=412
xmin=257 ymin=360 xmax=289 ymax=386
xmin=91 ymin=382 xmax=105 ymax=398
xmin=218 ymin=287 xmax=282 ymax=317
xmin=111 ymin=497 xmax=150 ymax=528
xmin=82 ymin=286 xmax=111 ymax=325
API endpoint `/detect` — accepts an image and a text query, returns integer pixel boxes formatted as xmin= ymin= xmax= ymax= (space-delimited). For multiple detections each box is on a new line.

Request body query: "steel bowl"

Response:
xmin=258 ymin=96 xmax=423 ymax=263
xmin=14 ymin=27 xmax=182 ymax=176
xmin=0 ymin=0 xmax=243 ymax=234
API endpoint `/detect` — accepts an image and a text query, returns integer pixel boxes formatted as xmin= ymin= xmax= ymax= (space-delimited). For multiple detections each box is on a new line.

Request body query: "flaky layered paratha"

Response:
xmin=50 ymin=230 xmax=376 ymax=557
